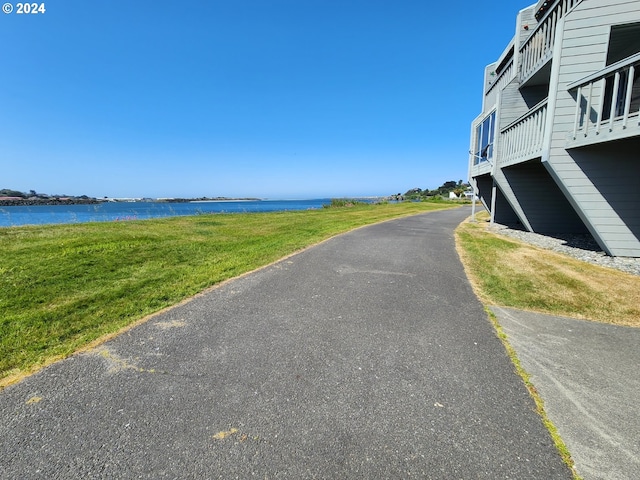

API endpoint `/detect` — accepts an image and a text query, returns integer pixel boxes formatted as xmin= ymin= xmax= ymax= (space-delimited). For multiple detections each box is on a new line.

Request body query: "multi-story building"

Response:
xmin=469 ymin=0 xmax=640 ymax=257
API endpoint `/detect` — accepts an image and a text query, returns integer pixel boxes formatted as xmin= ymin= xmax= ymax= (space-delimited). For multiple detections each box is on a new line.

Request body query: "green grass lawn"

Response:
xmin=1 ymin=201 xmax=457 ymax=384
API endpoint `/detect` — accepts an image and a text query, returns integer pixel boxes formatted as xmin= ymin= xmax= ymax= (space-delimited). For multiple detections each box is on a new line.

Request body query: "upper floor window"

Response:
xmin=474 ymin=111 xmax=496 ymax=165
xmin=602 ymin=22 xmax=640 ymax=121
xmin=606 ymin=22 xmax=640 ymax=66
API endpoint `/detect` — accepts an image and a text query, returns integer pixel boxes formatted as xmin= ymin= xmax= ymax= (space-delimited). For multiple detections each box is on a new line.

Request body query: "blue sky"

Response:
xmin=1 ymin=0 xmax=527 ymax=199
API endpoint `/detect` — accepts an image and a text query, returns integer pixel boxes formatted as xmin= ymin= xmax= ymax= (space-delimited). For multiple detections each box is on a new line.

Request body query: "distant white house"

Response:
xmin=463 ymin=189 xmax=477 ymax=200
xmin=469 ymin=0 xmax=640 ymax=257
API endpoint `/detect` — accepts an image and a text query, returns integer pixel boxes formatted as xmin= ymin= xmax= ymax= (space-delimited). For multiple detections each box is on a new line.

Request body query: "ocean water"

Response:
xmin=0 ymin=199 xmax=335 ymax=227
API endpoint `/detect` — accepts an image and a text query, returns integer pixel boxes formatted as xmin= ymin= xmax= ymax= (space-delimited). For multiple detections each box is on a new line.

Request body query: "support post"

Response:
xmin=471 ymin=191 xmax=477 ymax=222
xmin=490 ymin=182 xmax=497 ymax=225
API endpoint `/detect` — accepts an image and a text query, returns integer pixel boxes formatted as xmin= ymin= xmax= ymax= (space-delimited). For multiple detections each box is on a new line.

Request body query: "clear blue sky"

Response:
xmin=1 ymin=0 xmax=528 ymax=199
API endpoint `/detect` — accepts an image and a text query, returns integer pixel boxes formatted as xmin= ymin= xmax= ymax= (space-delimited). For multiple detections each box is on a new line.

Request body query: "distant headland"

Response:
xmin=0 ymin=189 xmax=261 ymax=206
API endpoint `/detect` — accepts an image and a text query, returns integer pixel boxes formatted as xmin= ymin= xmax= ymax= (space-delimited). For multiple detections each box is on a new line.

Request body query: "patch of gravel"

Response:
xmin=488 ymin=223 xmax=640 ymax=277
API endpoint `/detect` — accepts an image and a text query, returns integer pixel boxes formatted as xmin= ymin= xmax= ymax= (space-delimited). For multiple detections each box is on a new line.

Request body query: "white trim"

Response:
xmin=566 ymin=52 xmax=640 ymax=91
xmin=541 ymin=15 xmax=564 ymax=166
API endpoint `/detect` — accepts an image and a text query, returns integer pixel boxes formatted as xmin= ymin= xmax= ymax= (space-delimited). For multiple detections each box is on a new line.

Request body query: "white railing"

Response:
xmin=568 ymin=52 xmax=640 ymax=141
xmin=486 ymin=61 xmax=514 ymax=96
xmin=520 ymin=0 xmax=581 ymax=83
xmin=499 ymin=99 xmax=548 ymax=165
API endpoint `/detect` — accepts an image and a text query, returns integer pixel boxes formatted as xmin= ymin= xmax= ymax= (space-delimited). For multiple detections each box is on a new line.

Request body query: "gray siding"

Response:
xmin=498 ymin=80 xmax=529 ymax=128
xmin=474 ymin=175 xmax=495 ymax=213
xmin=567 ymin=139 xmax=640 ymax=247
xmin=517 ymin=7 xmax=538 ymax=47
xmin=482 ymin=62 xmax=499 ymax=113
xmin=545 ymin=0 xmax=640 ymax=256
xmin=492 ymin=167 xmax=531 ymax=229
xmin=493 ymin=187 xmax=521 ymax=226
xmin=498 ymin=160 xmax=587 ymax=233
xmin=512 ymin=5 xmax=539 ymax=87
xmin=482 ymin=4 xmax=538 ymax=114
xmin=470 ymin=0 xmax=640 ymax=255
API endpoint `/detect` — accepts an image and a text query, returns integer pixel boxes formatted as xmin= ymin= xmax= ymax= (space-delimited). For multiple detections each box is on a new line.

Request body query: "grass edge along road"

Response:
xmin=1 ymin=201 xmax=459 ymax=388
xmin=456 ymin=213 xmax=640 ymax=480
xmin=485 ymin=305 xmax=581 ymax=480
xmin=455 ymin=213 xmax=640 ymax=327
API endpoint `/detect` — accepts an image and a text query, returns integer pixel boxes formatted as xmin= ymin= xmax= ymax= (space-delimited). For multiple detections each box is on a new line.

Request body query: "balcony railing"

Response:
xmin=499 ymin=99 xmax=548 ymax=166
xmin=568 ymin=52 xmax=640 ymax=145
xmin=486 ymin=61 xmax=514 ymax=96
xmin=520 ymin=0 xmax=581 ymax=83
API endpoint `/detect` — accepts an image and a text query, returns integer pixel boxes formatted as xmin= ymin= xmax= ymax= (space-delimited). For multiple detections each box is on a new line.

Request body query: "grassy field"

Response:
xmin=0 ymin=201 xmax=457 ymax=386
xmin=456 ymin=213 xmax=640 ymax=326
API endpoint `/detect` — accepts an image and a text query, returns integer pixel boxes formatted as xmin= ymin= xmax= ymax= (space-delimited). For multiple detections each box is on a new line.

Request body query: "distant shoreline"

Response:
xmin=189 ymin=199 xmax=260 ymax=203
xmin=0 ymin=198 xmax=101 ymax=207
xmin=0 ymin=197 xmax=262 ymax=207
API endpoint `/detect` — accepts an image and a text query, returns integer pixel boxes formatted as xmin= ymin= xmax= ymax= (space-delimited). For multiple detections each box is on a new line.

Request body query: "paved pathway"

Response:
xmin=0 ymin=207 xmax=571 ymax=478
xmin=492 ymin=306 xmax=640 ymax=480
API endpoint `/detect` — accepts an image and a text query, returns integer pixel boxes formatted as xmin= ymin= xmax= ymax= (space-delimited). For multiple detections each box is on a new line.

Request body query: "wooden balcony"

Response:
xmin=498 ymin=99 xmax=548 ymax=166
xmin=519 ymin=0 xmax=581 ymax=85
xmin=567 ymin=52 xmax=640 ymax=148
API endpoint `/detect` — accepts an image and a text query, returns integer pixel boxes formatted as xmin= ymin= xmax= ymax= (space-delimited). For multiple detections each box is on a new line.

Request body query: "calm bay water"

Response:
xmin=0 ymin=199 xmax=334 ymax=227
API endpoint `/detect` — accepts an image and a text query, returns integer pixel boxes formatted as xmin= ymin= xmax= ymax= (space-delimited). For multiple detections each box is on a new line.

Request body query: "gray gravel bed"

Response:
xmin=488 ymin=223 xmax=640 ymax=276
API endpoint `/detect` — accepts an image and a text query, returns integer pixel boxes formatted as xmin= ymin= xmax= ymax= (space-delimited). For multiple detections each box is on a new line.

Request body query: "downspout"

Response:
xmin=468 ymin=122 xmax=478 ymax=222
xmin=471 ymin=191 xmax=477 ymax=222
xmin=490 ymin=182 xmax=497 ymax=225
xmin=489 ymin=89 xmax=503 ymax=225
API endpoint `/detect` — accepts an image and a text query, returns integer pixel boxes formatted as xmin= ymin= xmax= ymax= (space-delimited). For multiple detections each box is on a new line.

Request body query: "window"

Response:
xmin=606 ymin=22 xmax=640 ymax=66
xmin=602 ymin=22 xmax=640 ymax=121
xmin=474 ymin=111 xmax=495 ymax=165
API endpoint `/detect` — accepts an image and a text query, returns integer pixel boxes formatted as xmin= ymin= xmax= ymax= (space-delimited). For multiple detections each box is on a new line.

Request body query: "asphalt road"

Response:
xmin=0 ymin=207 xmax=571 ymax=479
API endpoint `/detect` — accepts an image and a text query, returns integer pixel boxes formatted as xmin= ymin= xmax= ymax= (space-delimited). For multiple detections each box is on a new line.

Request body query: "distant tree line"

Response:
xmin=392 ymin=180 xmax=471 ymax=201
xmin=0 ymin=188 xmax=98 ymax=206
xmin=0 ymin=189 xmax=30 ymax=198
